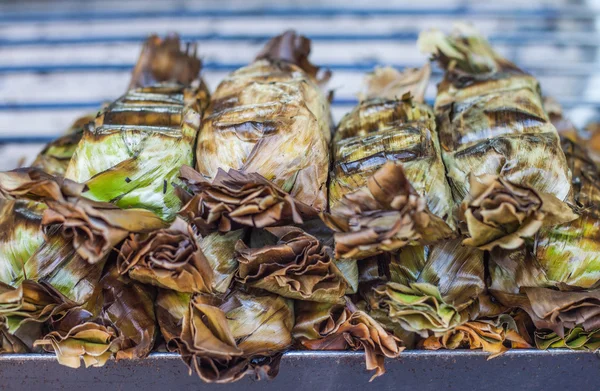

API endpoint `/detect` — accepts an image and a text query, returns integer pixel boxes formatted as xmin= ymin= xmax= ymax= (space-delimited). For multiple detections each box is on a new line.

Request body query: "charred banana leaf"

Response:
xmin=34 ymin=264 xmax=157 ymax=368
xmin=488 ymin=130 xmax=600 ymax=347
xmin=325 ymin=66 xmax=454 ymax=260
xmin=236 ymin=226 xmax=347 ymax=303
xmin=118 ymin=217 xmax=241 ymax=294
xmin=156 ymin=289 xmax=293 ymax=383
xmin=419 ymin=24 xmax=574 ymax=248
xmin=0 ymin=168 xmax=164 ymax=309
xmin=195 ymin=30 xmax=331 ymax=213
xmin=292 ymin=299 xmax=403 ymax=381
xmin=64 ymin=34 xmax=210 ymax=221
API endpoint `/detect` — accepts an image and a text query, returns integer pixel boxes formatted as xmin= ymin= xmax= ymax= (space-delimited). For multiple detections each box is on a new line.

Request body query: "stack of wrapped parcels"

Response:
xmin=1 ymin=26 xmax=599 ymax=383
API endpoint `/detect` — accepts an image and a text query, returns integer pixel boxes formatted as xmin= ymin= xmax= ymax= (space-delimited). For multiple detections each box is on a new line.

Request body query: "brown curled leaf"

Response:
xmin=118 ymin=217 xmax=215 ymax=293
xmin=157 ymin=290 xmax=293 ymax=383
xmin=359 ymin=64 xmax=430 ymax=103
xmin=178 ymin=165 xmax=318 ymax=235
xmin=255 ymin=30 xmax=329 ymax=84
xmin=0 ymin=280 xmax=75 ymax=333
xmin=293 ymin=300 xmax=403 ymax=381
xmin=0 ymin=167 xmax=165 ymax=264
xmin=34 ymin=309 xmax=121 ymax=368
xmin=99 ymin=266 xmax=157 ymax=361
xmin=129 ymin=34 xmax=202 ymax=89
xmin=460 ymin=174 xmax=577 ymax=251
xmin=0 ymin=167 xmax=84 ymax=202
xmin=236 ymin=226 xmax=347 ymax=303
xmin=0 ymin=318 xmax=30 ymax=353
xmin=34 ymin=265 xmax=157 ymax=367
xmin=521 ymin=287 xmax=600 ymax=338
xmin=420 ymin=315 xmax=531 ymax=358
xmin=322 ymin=162 xmax=453 ymax=260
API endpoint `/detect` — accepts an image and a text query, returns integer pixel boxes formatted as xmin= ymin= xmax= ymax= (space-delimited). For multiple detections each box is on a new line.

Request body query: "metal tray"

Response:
xmin=1 ymin=350 xmax=598 ymax=390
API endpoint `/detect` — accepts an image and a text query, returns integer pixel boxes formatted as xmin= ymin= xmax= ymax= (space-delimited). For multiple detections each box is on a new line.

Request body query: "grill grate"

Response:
xmin=1 ymin=2 xmax=600 ymax=388
xmin=0 ymin=1 xmax=598 ymax=165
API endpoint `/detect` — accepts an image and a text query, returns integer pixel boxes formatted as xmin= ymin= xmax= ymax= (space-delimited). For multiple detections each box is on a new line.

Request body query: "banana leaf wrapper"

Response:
xmin=35 ymin=308 xmax=121 ymax=368
xmin=292 ymin=299 xmax=403 ymax=381
xmin=0 ymin=199 xmax=47 ymax=285
xmin=156 ymin=289 xmax=293 ymax=383
xmin=419 ymin=25 xmax=572 ymax=234
xmin=419 ymin=314 xmax=531 ymax=357
xmin=195 ymin=31 xmax=331 ymax=212
xmin=0 ymin=168 xmax=164 ymax=306
xmin=458 ymin=173 xmax=576 ymax=250
xmin=236 ymin=226 xmax=347 ymax=303
xmin=535 ymin=326 xmax=600 ymax=351
xmin=118 ymin=217 xmax=240 ymax=294
xmin=64 ymin=35 xmax=210 ymax=221
xmin=32 ymin=114 xmax=97 ymax=177
xmin=488 ymin=137 xmax=600 ymax=300
xmin=323 ymin=162 xmax=454 ymax=260
xmin=369 ymin=239 xmax=485 ymax=337
xmin=34 ymin=264 xmax=157 ymax=367
xmin=0 ymin=280 xmax=74 ymax=334
xmin=325 ymin=66 xmax=454 ymax=260
xmin=177 ymin=165 xmax=318 ymax=235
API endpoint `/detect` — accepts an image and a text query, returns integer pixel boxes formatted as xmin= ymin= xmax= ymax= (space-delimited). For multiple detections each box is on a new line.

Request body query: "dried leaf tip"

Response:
xmin=359 ymin=64 xmax=430 ymax=103
xmin=236 ymin=226 xmax=347 ymax=303
xmin=417 ymin=23 xmax=522 ymax=76
xmin=0 ymin=167 xmax=166 ymax=264
xmin=178 ymin=165 xmax=318 ymax=235
xmin=129 ymin=34 xmax=202 ymax=89
xmin=421 ymin=316 xmax=531 ymax=357
xmin=118 ymin=217 xmax=216 ymax=294
xmin=293 ymin=300 xmax=403 ymax=381
xmin=460 ymin=174 xmax=577 ymax=251
xmin=255 ymin=30 xmax=330 ymax=84
xmin=164 ymin=291 xmax=293 ymax=383
xmin=322 ymin=162 xmax=453 ymax=260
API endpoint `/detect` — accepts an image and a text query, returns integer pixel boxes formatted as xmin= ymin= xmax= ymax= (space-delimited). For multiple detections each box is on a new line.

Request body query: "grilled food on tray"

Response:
xmin=1 ymin=27 xmax=599 ymax=383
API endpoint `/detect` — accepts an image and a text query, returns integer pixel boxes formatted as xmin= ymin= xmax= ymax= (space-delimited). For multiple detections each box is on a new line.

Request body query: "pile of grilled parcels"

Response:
xmin=1 ymin=26 xmax=599 ymax=383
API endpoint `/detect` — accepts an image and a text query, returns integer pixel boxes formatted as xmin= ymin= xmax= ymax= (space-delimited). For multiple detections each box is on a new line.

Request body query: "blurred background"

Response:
xmin=0 ymin=0 xmax=599 ymax=170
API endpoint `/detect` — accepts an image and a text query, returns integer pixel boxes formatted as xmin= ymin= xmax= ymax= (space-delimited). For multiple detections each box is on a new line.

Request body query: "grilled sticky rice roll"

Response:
xmin=195 ymin=30 xmax=332 ymax=212
xmin=324 ymin=65 xmax=454 ymax=260
xmin=419 ymin=24 xmax=576 ymax=250
xmin=65 ymin=34 xmax=210 ymax=221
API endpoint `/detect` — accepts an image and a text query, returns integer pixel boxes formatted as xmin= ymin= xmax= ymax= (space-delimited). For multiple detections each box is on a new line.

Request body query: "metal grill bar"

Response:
xmin=1 ymin=62 xmax=598 ymax=77
xmin=1 ymin=6 xmax=599 ymax=22
xmin=1 ymin=350 xmax=599 ymax=391
xmin=2 ymin=32 xmax=599 ymax=47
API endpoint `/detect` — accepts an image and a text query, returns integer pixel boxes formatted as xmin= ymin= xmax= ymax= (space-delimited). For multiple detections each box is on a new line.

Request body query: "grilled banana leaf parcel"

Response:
xmin=489 ymin=135 xmax=600 ymax=346
xmin=195 ymin=31 xmax=331 ymax=213
xmin=64 ymin=34 xmax=210 ymax=221
xmin=324 ymin=65 xmax=454 ymax=260
xmin=419 ymin=24 xmax=575 ymax=249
